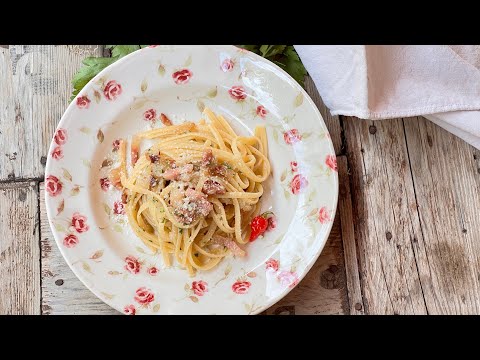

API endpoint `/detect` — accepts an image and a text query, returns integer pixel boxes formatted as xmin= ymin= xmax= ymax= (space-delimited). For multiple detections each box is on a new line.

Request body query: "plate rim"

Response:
xmin=45 ymin=45 xmax=339 ymax=315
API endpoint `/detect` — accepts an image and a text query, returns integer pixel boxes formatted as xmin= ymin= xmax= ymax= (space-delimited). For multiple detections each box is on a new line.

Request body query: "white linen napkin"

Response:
xmin=294 ymin=45 xmax=480 ymax=149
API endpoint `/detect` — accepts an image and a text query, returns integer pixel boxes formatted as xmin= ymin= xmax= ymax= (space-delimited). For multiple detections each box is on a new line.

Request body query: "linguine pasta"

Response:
xmin=111 ymin=108 xmax=271 ymax=275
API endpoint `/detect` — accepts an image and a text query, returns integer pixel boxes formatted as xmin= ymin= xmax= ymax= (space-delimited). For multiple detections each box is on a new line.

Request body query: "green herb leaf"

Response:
xmin=111 ymin=45 xmax=141 ymax=59
xmin=279 ymin=46 xmax=307 ymax=87
xmin=71 ymin=56 xmax=117 ymax=101
xmin=237 ymin=45 xmax=307 ymax=87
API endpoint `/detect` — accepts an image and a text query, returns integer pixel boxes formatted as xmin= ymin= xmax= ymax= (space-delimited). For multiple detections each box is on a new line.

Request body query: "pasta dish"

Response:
xmin=108 ymin=108 xmax=272 ymax=275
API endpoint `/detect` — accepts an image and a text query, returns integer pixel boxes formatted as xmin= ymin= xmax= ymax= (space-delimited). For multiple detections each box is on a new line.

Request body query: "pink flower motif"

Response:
xmin=148 ymin=45 xmax=159 ymax=48
xmin=232 ymin=280 xmax=251 ymax=294
xmin=125 ymin=256 xmax=141 ymax=274
xmin=71 ymin=212 xmax=89 ymax=233
xmin=54 ymin=129 xmax=68 ymax=146
xmin=45 ymin=175 xmax=62 ymax=197
xmin=63 ymin=234 xmax=79 ymax=248
xmin=76 ymin=96 xmax=91 ymax=109
xmin=148 ymin=267 xmax=159 ymax=276
xmin=265 ymin=259 xmax=279 ymax=272
xmin=172 ymin=69 xmax=192 ymax=84
xmin=103 ymin=80 xmax=122 ymax=100
xmin=191 ymin=280 xmax=208 ymax=296
xmin=112 ymin=139 xmax=121 ymax=151
xmin=221 ymin=58 xmax=234 ymax=72
xmin=277 ymin=271 xmax=299 ymax=288
xmin=51 ymin=146 xmax=63 ymax=160
xmin=283 ymin=129 xmax=302 ymax=145
xmin=100 ymin=177 xmax=111 ymax=191
xmin=256 ymin=105 xmax=267 ymax=118
xmin=325 ymin=154 xmax=337 ymax=172
xmin=290 ymin=174 xmax=308 ymax=195
xmin=267 ymin=215 xmax=277 ymax=231
xmin=113 ymin=201 xmax=125 ymax=215
xmin=143 ymin=108 xmax=156 ymax=121
xmin=134 ymin=287 xmax=155 ymax=305
xmin=124 ymin=305 xmax=136 ymax=315
xmin=290 ymin=161 xmax=298 ymax=172
xmin=318 ymin=207 xmax=331 ymax=224
xmin=228 ymin=86 xmax=247 ymax=101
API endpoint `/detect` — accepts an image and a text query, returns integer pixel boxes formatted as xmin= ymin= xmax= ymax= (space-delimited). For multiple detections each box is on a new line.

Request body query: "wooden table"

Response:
xmin=2 ymin=45 xmax=479 ymax=315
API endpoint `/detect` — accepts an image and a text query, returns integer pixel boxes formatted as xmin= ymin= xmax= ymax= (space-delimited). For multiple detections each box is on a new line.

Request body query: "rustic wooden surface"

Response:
xmin=2 ymin=45 xmax=480 ymax=315
xmin=0 ymin=182 xmax=40 ymax=314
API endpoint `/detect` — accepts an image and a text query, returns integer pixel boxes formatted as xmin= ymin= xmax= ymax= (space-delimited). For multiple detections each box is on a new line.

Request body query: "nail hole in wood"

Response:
xmin=474 ymin=154 xmax=478 ymax=160
xmin=413 ymin=237 xmax=418 ymax=243
xmin=386 ymin=232 xmax=392 ymax=241
xmin=40 ymin=156 xmax=47 ymax=165
xmin=369 ymin=125 xmax=377 ymax=134
xmin=354 ymin=303 xmax=363 ymax=311
xmin=55 ymin=279 xmax=64 ymax=286
xmin=462 ymin=229 xmax=467 ymax=234
xmin=397 ymin=244 xmax=401 ymax=250
xmin=360 ymin=148 xmax=365 ymax=153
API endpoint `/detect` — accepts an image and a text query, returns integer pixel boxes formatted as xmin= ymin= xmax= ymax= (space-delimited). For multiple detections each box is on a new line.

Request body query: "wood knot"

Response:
xmin=427 ymin=135 xmax=433 ymax=147
xmin=369 ymin=125 xmax=377 ymax=134
xmin=273 ymin=305 xmax=295 ymax=315
xmin=18 ymin=190 xmax=27 ymax=202
xmin=55 ymin=279 xmax=64 ymax=286
xmin=320 ymin=264 xmax=341 ymax=289
xmin=386 ymin=232 xmax=393 ymax=241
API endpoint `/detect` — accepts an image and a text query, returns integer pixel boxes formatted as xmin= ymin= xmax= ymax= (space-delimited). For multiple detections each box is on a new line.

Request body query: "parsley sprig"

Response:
xmin=70 ymin=45 xmax=307 ymax=101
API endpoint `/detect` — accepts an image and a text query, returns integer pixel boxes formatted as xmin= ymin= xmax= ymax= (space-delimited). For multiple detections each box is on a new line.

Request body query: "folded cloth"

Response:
xmin=294 ymin=45 xmax=480 ymax=149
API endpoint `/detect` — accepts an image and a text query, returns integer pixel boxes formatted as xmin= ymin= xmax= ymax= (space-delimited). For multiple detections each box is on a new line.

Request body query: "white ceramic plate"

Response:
xmin=45 ymin=45 xmax=338 ymax=315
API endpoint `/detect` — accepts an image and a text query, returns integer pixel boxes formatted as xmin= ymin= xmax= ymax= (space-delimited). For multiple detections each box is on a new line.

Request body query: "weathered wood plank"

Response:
xmin=337 ymin=156 xmax=364 ymax=314
xmin=0 ymin=181 xmax=40 ymax=314
xmin=0 ymin=45 xmax=102 ymax=181
xmin=305 ymin=76 xmax=343 ymax=155
xmin=404 ymin=116 xmax=480 ymax=314
xmin=344 ymin=117 xmax=427 ymax=314
xmin=265 ymin=212 xmax=348 ymax=315
xmin=40 ymin=183 xmax=119 ymax=315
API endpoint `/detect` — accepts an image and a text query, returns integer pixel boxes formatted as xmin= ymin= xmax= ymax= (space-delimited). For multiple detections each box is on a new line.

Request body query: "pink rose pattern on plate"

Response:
xmin=125 ymin=256 xmax=141 ymax=274
xmin=104 ymin=80 xmax=122 ymax=100
xmin=135 ymin=287 xmax=155 ymax=305
xmin=232 ymin=280 xmax=251 ymax=294
xmin=191 ymin=281 xmax=208 ymax=296
xmin=172 ymin=69 xmax=192 ymax=84
xmin=47 ymin=48 xmax=336 ymax=314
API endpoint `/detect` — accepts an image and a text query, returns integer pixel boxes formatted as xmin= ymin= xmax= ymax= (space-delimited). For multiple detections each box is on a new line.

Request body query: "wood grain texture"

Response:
xmin=265 ymin=212 xmax=348 ymax=315
xmin=0 ymin=181 xmax=40 ymax=314
xmin=337 ymin=156 xmax=364 ymax=314
xmin=39 ymin=183 xmax=119 ymax=315
xmin=404 ymin=116 xmax=480 ymax=314
xmin=344 ymin=117 xmax=427 ymax=314
xmin=305 ymin=76 xmax=343 ymax=155
xmin=0 ymin=45 xmax=102 ymax=181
